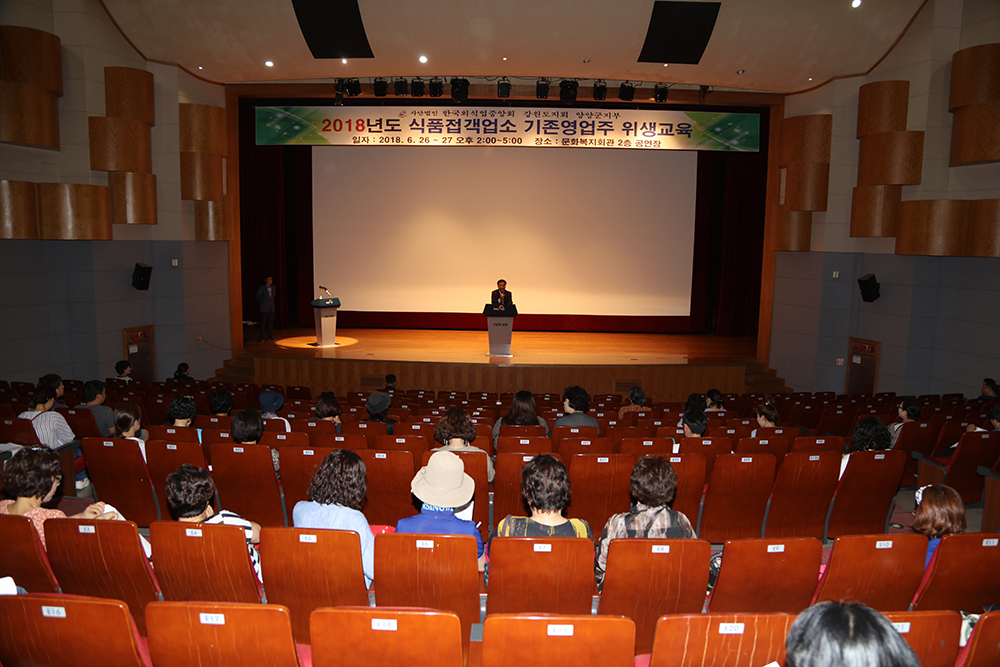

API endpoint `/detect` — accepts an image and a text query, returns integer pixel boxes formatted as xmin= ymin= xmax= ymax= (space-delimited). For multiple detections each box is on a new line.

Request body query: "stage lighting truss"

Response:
xmin=559 ymin=79 xmax=578 ymax=104
xmin=393 ymin=77 xmax=408 ymax=96
xmin=536 ymin=77 xmax=549 ymax=99
xmin=411 ymin=78 xmax=425 ymax=97
xmin=345 ymin=78 xmax=362 ymax=96
xmin=593 ymin=79 xmax=607 ymax=100
xmin=618 ymin=81 xmax=635 ymax=101
xmin=497 ymin=77 xmax=511 ymax=98
xmin=429 ymin=77 xmax=444 ymax=97
xmin=450 ymin=77 xmax=470 ymax=102
xmin=373 ymin=77 xmax=388 ymax=97
xmin=653 ymin=83 xmax=669 ymax=103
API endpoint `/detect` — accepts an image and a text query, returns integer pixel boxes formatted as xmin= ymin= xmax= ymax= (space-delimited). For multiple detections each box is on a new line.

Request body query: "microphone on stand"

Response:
xmin=319 ymin=285 xmax=332 ymax=297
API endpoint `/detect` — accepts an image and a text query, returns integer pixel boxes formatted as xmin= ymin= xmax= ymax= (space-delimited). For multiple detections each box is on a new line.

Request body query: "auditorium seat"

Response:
xmin=278 ymin=446 xmax=337 ymax=519
xmin=211 ymin=442 xmax=287 ymax=527
xmin=619 ymin=437 xmax=674 ymax=457
xmin=341 ymin=420 xmax=388 ymax=448
xmin=474 ymin=423 xmax=494 ymax=453
xmin=310 ymin=607 xmax=464 ymax=667
xmin=0 ymin=514 xmax=59 ymax=592
xmin=883 ymin=611 xmax=961 ymax=667
xmin=496 ymin=435 xmax=552 ymax=455
xmin=915 ymin=431 xmax=1000 ymax=503
xmin=567 ymin=453 xmax=635 ymax=540
xmin=812 ymin=533 xmax=927 ymax=610
xmin=45 ymin=518 xmax=160 ymax=636
xmin=754 ymin=426 xmax=799 ymax=439
xmin=481 ymin=614 xmax=635 ymax=667
xmin=421 ymin=449 xmax=489 ymax=541
xmin=486 ymin=536 xmax=595 ymax=616
xmin=259 ymin=527 xmax=369 ymax=644
xmin=260 ymin=431 xmax=310 ymax=451
xmin=911 ymin=533 xmax=1000 ymax=612
xmin=708 ymin=537 xmax=822 ymax=613
xmin=698 ymin=453 xmax=775 ymax=542
xmin=706 ymin=426 xmax=753 ymax=442
xmin=790 ymin=435 xmax=845 ymax=454
xmin=550 ymin=425 xmax=600 ymax=450
xmin=286 ymin=385 xmax=312 ymax=400
xmin=195 ymin=415 xmax=232 ymax=431
xmin=891 ymin=421 xmax=942 ymax=479
xmin=393 ymin=421 xmax=436 ymax=441
xmin=80 ymin=437 xmax=161 ymax=526
xmin=735 ymin=436 xmax=793 ymax=475
xmin=146 ymin=425 xmax=200 ymax=444
xmin=646 ymin=613 xmax=794 ymax=667
xmin=149 ymin=521 xmax=261 ymax=603
xmin=677 ymin=436 xmax=734 ymax=479
xmin=666 ymin=453 xmax=707 ymax=524
xmin=558 ymin=436 xmax=615 ymax=462
xmin=314 ymin=432 xmax=368 ymax=450
xmin=377 ymin=434 xmax=430 ymax=471
xmin=357 ymin=449 xmax=417 ymax=527
xmin=146 ymin=601 xmax=300 ymax=667
xmin=961 ymin=610 xmax=1000 ymax=667
xmin=498 ymin=424 xmax=548 ymax=439
xmin=981 ymin=464 xmax=1000 ymax=532
xmin=144 ymin=439 xmax=209 ymax=520
xmin=607 ymin=425 xmax=654 ymax=447
xmin=826 ymin=450 xmax=905 ymax=539
xmin=763 ymin=452 xmax=840 ymax=539
xmin=598 ymin=538 xmax=711 ymax=654
xmin=57 ymin=407 xmax=103 ymax=438
xmin=815 ymin=406 xmax=856 ymax=437
xmin=786 ymin=403 xmax=822 ymax=431
xmin=1 ymin=417 xmax=42 ymax=446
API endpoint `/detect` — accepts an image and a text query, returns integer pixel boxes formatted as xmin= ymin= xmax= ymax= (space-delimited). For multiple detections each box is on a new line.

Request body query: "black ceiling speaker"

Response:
xmin=291 ymin=0 xmax=374 ymax=59
xmin=638 ymin=1 xmax=721 ymax=65
xmin=132 ymin=263 xmax=152 ymax=291
xmin=858 ymin=274 xmax=880 ymax=302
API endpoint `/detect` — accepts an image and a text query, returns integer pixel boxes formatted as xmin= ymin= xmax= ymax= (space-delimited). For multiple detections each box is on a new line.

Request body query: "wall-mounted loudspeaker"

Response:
xmin=132 ymin=263 xmax=152 ymax=290
xmin=858 ymin=273 xmax=880 ymax=302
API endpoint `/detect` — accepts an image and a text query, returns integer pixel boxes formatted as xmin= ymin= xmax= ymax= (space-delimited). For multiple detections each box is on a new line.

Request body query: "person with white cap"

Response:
xmin=396 ymin=450 xmax=486 ymax=571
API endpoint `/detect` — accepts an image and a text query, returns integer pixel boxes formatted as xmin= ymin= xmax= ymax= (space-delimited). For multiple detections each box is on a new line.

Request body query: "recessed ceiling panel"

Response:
xmin=638 ymin=1 xmax=721 ymax=65
xmin=292 ymin=0 xmax=374 ymax=59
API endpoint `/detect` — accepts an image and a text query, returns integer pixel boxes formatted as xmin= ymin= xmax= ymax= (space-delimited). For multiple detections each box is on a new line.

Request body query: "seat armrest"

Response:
xmin=977 ymin=465 xmax=1000 ymax=481
xmin=913 ymin=452 xmax=946 ymax=470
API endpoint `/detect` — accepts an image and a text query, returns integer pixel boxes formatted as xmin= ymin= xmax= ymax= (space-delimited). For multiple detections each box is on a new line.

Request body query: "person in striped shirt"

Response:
xmin=17 ymin=385 xmax=74 ymax=449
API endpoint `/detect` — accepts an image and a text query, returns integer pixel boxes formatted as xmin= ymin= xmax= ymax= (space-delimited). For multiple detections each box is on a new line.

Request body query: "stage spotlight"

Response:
xmin=536 ymin=77 xmax=549 ymax=99
xmin=559 ymin=79 xmax=578 ymax=104
xmin=593 ymin=79 xmax=607 ymax=100
xmin=429 ymin=77 xmax=444 ymax=97
xmin=618 ymin=81 xmax=635 ymax=101
xmin=345 ymin=78 xmax=362 ymax=96
xmin=393 ymin=77 xmax=408 ymax=96
xmin=699 ymin=84 xmax=710 ymax=103
xmin=334 ymin=92 xmax=344 ymax=106
xmin=653 ymin=83 xmax=668 ymax=103
xmin=334 ymin=78 xmax=346 ymax=93
xmin=373 ymin=77 xmax=388 ymax=97
xmin=450 ymin=77 xmax=470 ymax=102
xmin=411 ymin=78 xmax=425 ymax=97
xmin=497 ymin=77 xmax=511 ymax=98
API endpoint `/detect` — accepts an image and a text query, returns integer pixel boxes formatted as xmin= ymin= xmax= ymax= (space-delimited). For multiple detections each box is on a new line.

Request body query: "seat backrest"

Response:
xmin=708 ymin=537 xmax=822 ymax=613
xmin=940 ymin=431 xmax=1000 ymax=503
xmin=357 ymin=449 xmax=417 ymax=527
xmin=373 ymin=533 xmax=480 ymax=653
xmin=912 ymin=533 xmax=1000 ymax=611
xmin=827 ymin=450 xmax=905 ymax=539
xmin=788 ymin=403 xmax=822 ymax=430
xmin=813 ymin=533 xmax=927 ymax=610
xmin=310 ymin=607 xmax=464 ymax=667
xmin=816 ymin=407 xmax=857 ymax=437
xmin=341 ymin=420 xmax=388 ymax=447
xmin=80 ymin=437 xmax=161 ymax=526
xmin=735 ymin=436 xmax=793 ymax=476
xmin=144 ymin=440 xmax=208 ymax=521
xmin=258 ymin=527 xmax=369 ymax=644
xmin=393 ymin=422 xmax=436 ymax=440
xmin=678 ymin=437 xmax=733 ymax=478
xmin=790 ymin=435 xmax=845 ymax=454
xmin=493 ymin=453 xmax=563 ymax=529
xmin=764 ymin=452 xmax=840 ymax=538
xmin=259 ymin=431 xmax=309 ymax=450
xmin=486 ymin=537 xmax=596 ymax=616
xmin=963 ymin=610 xmax=1000 ymax=667
xmin=882 ymin=611 xmax=961 ymax=667
xmin=666 ymin=453 xmax=707 ymax=523
xmin=698 ymin=454 xmax=775 ymax=543
xmin=482 ymin=614 xmax=635 ymax=667
xmin=195 ymin=415 xmax=232 ymax=431
xmin=551 ymin=425 xmax=601 ymax=450
xmin=277 ymin=446 xmax=336 ymax=520
xmin=146 ymin=425 xmax=200 ymax=444
xmin=210 ymin=442 xmax=286 ymax=527
xmin=755 ymin=427 xmax=798 ymax=439
xmin=0 ymin=594 xmax=149 ymax=667
xmin=0 ymin=514 xmax=59 ymax=592
xmin=377 ymin=435 xmax=430 ymax=470
xmin=598 ymin=538 xmax=711 ymax=654
xmin=619 ymin=437 xmax=674 ymax=457
xmin=558 ymin=437 xmax=615 ymax=461
xmin=706 ymin=426 xmax=754 ymax=442
xmin=45 ymin=518 xmax=160 ymax=635
xmin=59 ymin=408 xmax=103 ymax=438
xmin=648 ymin=613 xmax=794 ymax=667
xmin=146 ymin=601 xmax=299 ymax=667
xmin=607 ymin=426 xmax=654 ymax=445
xmin=892 ymin=421 xmax=941 ymax=478
xmin=499 ymin=424 xmax=547 ymax=438
xmin=567 ymin=453 xmax=635 ymax=540
xmin=496 ymin=435 xmax=552 ymax=455
xmin=288 ymin=418 xmax=336 ymax=440
xmin=314 ymin=432 xmax=368 ymax=450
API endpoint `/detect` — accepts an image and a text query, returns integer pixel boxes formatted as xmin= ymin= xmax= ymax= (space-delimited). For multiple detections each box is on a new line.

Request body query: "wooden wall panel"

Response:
xmin=950 ymin=101 xmax=1000 ymax=166
xmin=894 ymin=199 xmax=973 ymax=256
xmin=779 ymin=114 xmax=832 ymax=166
xmin=774 ymin=207 xmax=811 ymax=251
xmin=105 ymin=67 xmax=155 ymax=125
xmin=0 ymin=80 xmax=59 ymax=149
xmin=949 ymin=43 xmax=1000 ymax=111
xmin=0 ymin=25 xmax=62 ymax=94
xmin=180 ymin=151 xmax=224 ymax=200
xmin=850 ymin=185 xmax=901 ymax=237
xmin=88 ymin=116 xmax=152 ymax=172
xmin=857 ymin=131 xmax=924 ymax=185
xmin=857 ymin=80 xmax=909 ymax=137
xmin=0 ymin=179 xmax=39 ymax=239
xmin=970 ymin=199 xmax=1000 ymax=258
xmin=785 ymin=162 xmax=830 ymax=211
xmin=109 ymin=171 xmax=157 ymax=225
xmin=37 ymin=183 xmax=111 ymax=240
xmin=179 ymin=103 xmax=227 ymax=155
xmin=194 ymin=200 xmax=226 ymax=240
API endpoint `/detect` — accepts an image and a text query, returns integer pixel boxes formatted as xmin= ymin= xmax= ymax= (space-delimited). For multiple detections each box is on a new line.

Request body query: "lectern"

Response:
xmin=483 ymin=304 xmax=517 ymax=357
xmin=312 ymin=297 xmax=341 ymax=347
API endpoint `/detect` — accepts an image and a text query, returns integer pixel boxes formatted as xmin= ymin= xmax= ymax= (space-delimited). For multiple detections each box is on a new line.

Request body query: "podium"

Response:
xmin=483 ymin=304 xmax=517 ymax=357
xmin=312 ymin=297 xmax=341 ymax=347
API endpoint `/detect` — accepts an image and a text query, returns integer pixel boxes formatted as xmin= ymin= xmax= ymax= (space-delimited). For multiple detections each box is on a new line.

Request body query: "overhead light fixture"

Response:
xmin=663 ymin=63 xmax=669 ymax=67
xmin=852 ymin=0 xmax=861 ymax=7
xmin=593 ymin=80 xmax=607 ymax=100
xmin=653 ymin=83 xmax=668 ymax=103
xmin=393 ymin=78 xmax=408 ymax=96
xmin=497 ymin=77 xmax=511 ymax=98
xmin=450 ymin=77 xmax=470 ymax=102
xmin=502 ymin=56 xmax=508 ymax=61
xmin=373 ymin=77 xmax=388 ymax=97
xmin=536 ymin=78 xmax=549 ymax=99
xmin=618 ymin=81 xmax=635 ymax=101
xmin=737 ymin=69 xmax=745 ymax=75
xmin=411 ymin=78 xmax=425 ymax=97
xmin=559 ymin=79 xmax=578 ymax=104
xmin=429 ymin=77 xmax=444 ymax=97
xmin=197 ymin=66 xmax=203 ymax=70
xmin=341 ymin=58 xmax=347 ymax=64
xmin=264 ymin=60 xmax=274 ymax=67
xmin=808 ymin=77 xmax=814 ymax=81
xmin=346 ymin=78 xmax=362 ymax=96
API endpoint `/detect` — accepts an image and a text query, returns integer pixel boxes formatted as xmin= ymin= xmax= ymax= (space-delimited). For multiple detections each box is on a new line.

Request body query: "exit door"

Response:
xmin=123 ymin=326 xmax=156 ymax=382
xmin=846 ymin=337 xmax=880 ymax=395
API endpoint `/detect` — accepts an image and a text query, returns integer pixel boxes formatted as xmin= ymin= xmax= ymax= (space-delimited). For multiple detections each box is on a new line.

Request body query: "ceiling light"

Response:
xmin=737 ymin=69 xmax=745 ymax=75
xmin=618 ymin=81 xmax=635 ymax=101
xmin=559 ymin=79 xmax=578 ymax=104
xmin=808 ymin=77 xmax=813 ymax=81
xmin=345 ymin=78 xmax=362 ymax=96
xmin=497 ymin=77 xmax=511 ymax=98
xmin=583 ymin=58 xmax=590 ymax=64
xmin=593 ymin=80 xmax=607 ymax=100
xmin=852 ymin=0 xmax=861 ymax=6
xmin=428 ymin=77 xmax=443 ymax=97
xmin=264 ymin=61 xmax=274 ymax=67
xmin=342 ymin=58 xmax=347 ymax=64
xmin=393 ymin=78 xmax=408 ymax=96
xmin=663 ymin=63 xmax=669 ymax=67
xmin=419 ymin=55 xmax=428 ymax=64
xmin=411 ymin=78 xmax=425 ymax=97
xmin=654 ymin=83 xmax=668 ymax=103
xmin=536 ymin=78 xmax=550 ymax=99
xmin=197 ymin=66 xmax=203 ymax=70
xmin=450 ymin=77 xmax=470 ymax=102
xmin=502 ymin=56 xmax=507 ymax=61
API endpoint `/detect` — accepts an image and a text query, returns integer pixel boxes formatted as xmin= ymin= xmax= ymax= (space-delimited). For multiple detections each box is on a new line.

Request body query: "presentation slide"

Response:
xmin=312 ymin=145 xmax=697 ymax=317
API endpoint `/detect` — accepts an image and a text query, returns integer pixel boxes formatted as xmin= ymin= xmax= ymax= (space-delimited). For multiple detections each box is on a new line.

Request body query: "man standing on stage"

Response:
xmin=257 ymin=275 xmax=276 ymax=342
xmin=491 ymin=279 xmax=512 ymax=308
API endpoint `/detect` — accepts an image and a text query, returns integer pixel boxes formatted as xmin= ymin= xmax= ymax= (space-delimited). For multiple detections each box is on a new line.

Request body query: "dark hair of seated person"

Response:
xmin=706 ymin=388 xmax=724 ymax=409
xmin=898 ymin=397 xmax=922 ymax=421
xmin=82 ymin=380 xmax=105 ymax=403
xmin=112 ymin=401 xmax=142 ymax=438
xmin=850 ymin=416 xmax=891 ymax=453
xmin=521 ymin=454 xmax=571 ymax=514
xmin=434 ymin=408 xmax=477 ymax=445
xmin=630 ymin=456 xmax=678 ymax=507
xmin=627 ymin=386 xmax=646 ymax=407
xmin=501 ymin=390 xmax=540 ymax=426
xmin=912 ymin=485 xmax=966 ymax=540
xmin=314 ymin=392 xmax=342 ymax=420
xmin=115 ymin=360 xmax=131 ymax=375
xmin=230 ymin=409 xmax=264 ymax=444
xmin=755 ymin=398 xmax=780 ymax=425
xmin=684 ymin=392 xmax=705 ymax=413
xmin=166 ymin=395 xmax=197 ymax=424
xmin=785 ymin=601 xmax=920 ymax=667
xmin=307 ymin=449 xmax=367 ymax=511
xmin=682 ymin=409 xmax=707 ymax=436
xmin=29 ymin=384 xmax=57 ymax=409
xmin=208 ymin=389 xmax=233 ymax=415
xmin=165 ymin=464 xmax=215 ymax=520
xmin=2 ymin=447 xmax=62 ymax=499
xmin=562 ymin=385 xmax=590 ymax=413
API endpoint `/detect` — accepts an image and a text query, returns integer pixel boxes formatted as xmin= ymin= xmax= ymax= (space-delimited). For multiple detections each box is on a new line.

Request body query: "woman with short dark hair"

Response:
xmin=166 ymin=395 xmax=197 ymax=427
xmin=431 ymin=408 xmax=494 ymax=481
xmin=705 ymin=388 xmax=725 ymax=411
xmin=314 ymin=392 xmax=342 ymax=432
xmin=841 ymin=416 xmax=892 ymax=478
xmin=492 ymin=454 xmax=591 ymax=539
xmin=208 ymin=389 xmax=233 ymax=416
xmin=912 ymin=484 xmax=965 ymax=568
xmin=751 ymin=397 xmax=781 ymax=436
xmin=293 ymin=449 xmax=374 ymax=587
xmin=785 ymin=602 xmax=920 ymax=667
xmin=492 ymin=390 xmax=547 ymax=448
xmin=618 ymin=386 xmax=647 ymax=420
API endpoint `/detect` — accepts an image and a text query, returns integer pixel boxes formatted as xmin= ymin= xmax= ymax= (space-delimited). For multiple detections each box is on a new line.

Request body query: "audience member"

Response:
xmin=113 ymin=401 xmax=146 ymax=461
xmin=431 ymin=408 xmax=494 ymax=481
xmin=37 ymin=373 xmax=67 ymax=409
xmin=76 ymin=380 xmax=114 ymax=437
xmin=314 ymin=391 xmax=342 ymax=432
xmin=684 ymin=393 xmax=706 ymax=414
xmin=292 ymin=449 xmax=374 ymax=587
xmin=912 ymin=484 xmax=965 ymax=568
xmin=682 ymin=409 xmax=707 ymax=438
xmin=173 ymin=363 xmax=190 ymax=379
xmin=887 ymin=398 xmax=921 ymax=447
xmin=18 ymin=385 xmax=74 ymax=449
xmin=618 ymin=386 xmax=647 ymax=420
xmin=594 ymin=456 xmax=695 ymax=586
xmin=0 ymin=447 xmax=116 ymax=549
xmin=493 ymin=390 xmax=547 ymax=447
xmin=785 ymin=601 xmax=920 ymax=667
xmin=396 ymin=451 xmax=485 ymax=571
xmin=166 ymin=395 xmax=196 ymax=427
xmin=966 ymin=404 xmax=1000 ymax=434
xmin=980 ymin=377 xmax=998 ymax=399
xmin=259 ymin=389 xmax=290 ymax=431
xmin=492 ymin=454 xmax=591 ymax=539
xmin=165 ymin=463 xmax=261 ymax=581
xmin=751 ymin=397 xmax=780 ymax=436
xmin=230 ymin=408 xmax=279 ymax=477
xmin=841 ymin=416 xmax=892 ymax=478
xmin=115 ymin=360 xmax=133 ymax=383
xmin=549 ymin=385 xmax=599 ymax=435
xmin=208 ymin=389 xmax=233 ymax=416
xmin=363 ymin=391 xmax=395 ymax=435
xmin=705 ymin=388 xmax=725 ymax=412
xmin=382 ymin=374 xmax=397 ymax=392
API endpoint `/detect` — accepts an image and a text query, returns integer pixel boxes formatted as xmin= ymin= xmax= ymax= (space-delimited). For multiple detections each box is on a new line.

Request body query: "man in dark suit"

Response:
xmin=491 ymin=279 xmax=512 ymax=307
xmin=256 ymin=275 xmax=276 ymax=341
